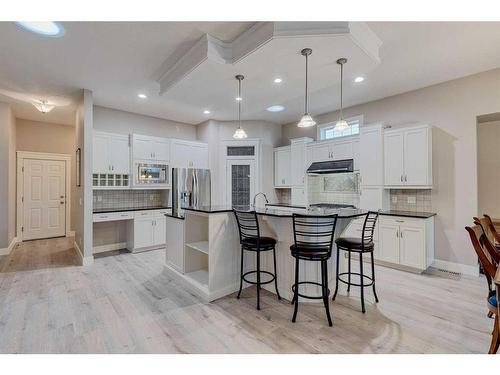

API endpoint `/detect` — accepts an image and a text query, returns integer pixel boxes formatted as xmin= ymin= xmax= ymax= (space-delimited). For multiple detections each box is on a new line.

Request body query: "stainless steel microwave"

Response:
xmin=135 ymin=163 xmax=169 ymax=185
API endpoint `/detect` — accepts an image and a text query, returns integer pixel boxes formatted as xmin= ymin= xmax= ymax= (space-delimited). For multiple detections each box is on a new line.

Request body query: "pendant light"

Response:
xmin=333 ymin=58 xmax=349 ymax=132
xmin=297 ymin=48 xmax=316 ymax=128
xmin=233 ymin=74 xmax=248 ymax=139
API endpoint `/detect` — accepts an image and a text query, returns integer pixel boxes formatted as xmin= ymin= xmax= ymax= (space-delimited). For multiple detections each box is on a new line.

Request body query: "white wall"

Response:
xmin=74 ymin=90 xmax=94 ymax=264
xmin=282 ymin=68 xmax=500 ymax=268
xmin=0 ymin=102 xmax=16 ymax=250
xmin=478 ymin=119 xmax=500 ymax=218
xmin=197 ymin=120 xmax=281 ymax=206
xmin=93 ymin=105 xmax=197 ymax=139
xmin=16 ymin=119 xmax=77 ymax=230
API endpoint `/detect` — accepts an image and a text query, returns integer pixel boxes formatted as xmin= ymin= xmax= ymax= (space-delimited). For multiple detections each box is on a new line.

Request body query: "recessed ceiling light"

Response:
xmin=203 ymin=110 xmax=210 ymax=114
xmin=15 ymin=22 xmax=65 ymax=37
xmin=267 ymin=105 xmax=285 ymax=112
xmin=138 ymin=93 xmax=147 ymax=99
xmin=235 ymin=96 xmax=242 ymax=101
xmin=354 ymin=76 xmax=364 ymax=83
xmin=274 ymin=78 xmax=282 ymax=83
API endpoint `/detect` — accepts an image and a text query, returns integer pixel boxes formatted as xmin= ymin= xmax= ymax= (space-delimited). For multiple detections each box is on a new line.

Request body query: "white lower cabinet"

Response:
xmin=377 ymin=216 xmax=434 ymax=271
xmin=128 ymin=210 xmax=168 ymax=252
xmin=341 ymin=215 xmax=434 ymax=272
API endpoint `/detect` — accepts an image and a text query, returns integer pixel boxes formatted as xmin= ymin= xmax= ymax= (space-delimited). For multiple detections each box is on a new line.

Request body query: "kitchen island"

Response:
xmin=163 ymin=205 xmax=367 ymax=302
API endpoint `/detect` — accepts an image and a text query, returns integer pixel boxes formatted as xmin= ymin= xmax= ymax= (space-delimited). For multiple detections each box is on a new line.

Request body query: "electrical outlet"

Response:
xmin=150 ymin=194 xmax=154 ymax=201
xmin=391 ymin=196 xmax=398 ymax=204
xmin=407 ymin=196 xmax=416 ymax=204
xmin=97 ymin=195 xmax=102 ymax=202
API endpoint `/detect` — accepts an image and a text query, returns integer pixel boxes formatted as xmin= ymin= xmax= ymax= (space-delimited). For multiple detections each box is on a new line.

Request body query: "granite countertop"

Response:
xmin=93 ymin=206 xmax=170 ymax=214
xmin=184 ymin=205 xmax=367 ymax=218
xmin=265 ymin=203 xmax=307 ymax=209
xmin=379 ymin=210 xmax=436 ymax=219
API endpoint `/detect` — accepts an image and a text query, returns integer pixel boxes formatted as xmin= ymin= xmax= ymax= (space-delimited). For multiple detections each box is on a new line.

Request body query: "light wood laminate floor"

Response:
xmin=0 ymin=237 xmax=493 ymax=353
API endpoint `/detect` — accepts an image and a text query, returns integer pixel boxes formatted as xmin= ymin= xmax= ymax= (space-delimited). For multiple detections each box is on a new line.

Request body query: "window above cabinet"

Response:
xmin=317 ymin=115 xmax=363 ymax=141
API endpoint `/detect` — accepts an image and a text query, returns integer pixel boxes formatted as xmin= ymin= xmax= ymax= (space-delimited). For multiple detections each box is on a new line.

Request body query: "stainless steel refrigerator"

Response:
xmin=172 ymin=168 xmax=211 ymax=217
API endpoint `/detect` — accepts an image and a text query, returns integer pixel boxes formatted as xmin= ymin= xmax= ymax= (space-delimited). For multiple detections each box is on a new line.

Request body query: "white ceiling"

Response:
xmin=1 ymin=21 xmax=500 ymax=126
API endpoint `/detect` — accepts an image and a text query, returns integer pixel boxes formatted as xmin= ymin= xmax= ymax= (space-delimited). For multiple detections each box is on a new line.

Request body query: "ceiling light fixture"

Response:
xmin=334 ymin=58 xmax=349 ymax=132
xmin=32 ymin=99 xmax=56 ymax=114
xmin=15 ymin=21 xmax=65 ymax=37
xmin=233 ymin=75 xmax=247 ymax=139
xmin=267 ymin=105 xmax=284 ymax=112
xmin=138 ymin=93 xmax=147 ymax=99
xmin=354 ymin=76 xmax=364 ymax=83
xmin=203 ymin=110 xmax=210 ymax=114
xmin=274 ymin=78 xmax=282 ymax=83
xmin=235 ymin=96 xmax=242 ymax=101
xmin=297 ymin=48 xmax=316 ymax=128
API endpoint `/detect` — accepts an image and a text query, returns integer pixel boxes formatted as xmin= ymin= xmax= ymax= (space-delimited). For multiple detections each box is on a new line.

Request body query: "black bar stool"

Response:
xmin=332 ymin=211 xmax=379 ymax=313
xmin=233 ymin=209 xmax=281 ymax=310
xmin=290 ymin=213 xmax=338 ymax=327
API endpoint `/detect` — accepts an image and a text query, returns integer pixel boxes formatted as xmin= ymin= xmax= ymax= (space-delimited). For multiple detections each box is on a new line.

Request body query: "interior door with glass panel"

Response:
xmin=226 ymin=159 xmax=255 ymax=207
xmin=23 ymin=158 xmax=66 ymax=240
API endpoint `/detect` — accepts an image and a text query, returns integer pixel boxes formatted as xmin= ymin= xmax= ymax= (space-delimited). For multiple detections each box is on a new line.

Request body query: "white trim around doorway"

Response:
xmin=16 ymin=151 xmax=72 ymax=241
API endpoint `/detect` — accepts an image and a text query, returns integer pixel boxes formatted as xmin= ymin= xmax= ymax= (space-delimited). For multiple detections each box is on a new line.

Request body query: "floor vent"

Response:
xmin=426 ymin=267 xmax=462 ymax=279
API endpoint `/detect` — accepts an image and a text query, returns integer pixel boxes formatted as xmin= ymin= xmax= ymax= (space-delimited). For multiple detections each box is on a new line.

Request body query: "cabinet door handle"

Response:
xmin=400 ymin=174 xmax=403 ymax=182
xmin=404 ymin=175 xmax=407 ymax=182
xmin=111 ymin=165 xmax=114 ymax=171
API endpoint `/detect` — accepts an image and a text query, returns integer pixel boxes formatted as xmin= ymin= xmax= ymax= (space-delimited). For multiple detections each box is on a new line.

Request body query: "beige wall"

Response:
xmin=282 ymin=68 xmax=500 ymax=267
xmin=93 ymin=105 xmax=197 ymax=139
xmin=478 ymin=120 xmax=500 ymax=218
xmin=197 ymin=120 xmax=281 ymax=206
xmin=16 ymin=119 xmax=76 ymax=230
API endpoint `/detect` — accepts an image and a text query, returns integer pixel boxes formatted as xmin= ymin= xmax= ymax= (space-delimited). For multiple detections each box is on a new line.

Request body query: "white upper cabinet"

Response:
xmin=170 ymin=140 xmax=208 ymax=169
xmin=359 ymin=124 xmax=384 ymax=186
xmin=132 ymin=134 xmax=170 ymax=162
xmin=110 ymin=136 xmax=130 ymax=174
xmin=307 ymin=137 xmax=359 ymax=170
xmin=93 ymin=131 xmax=130 ymax=174
xmin=384 ymin=125 xmax=432 ymax=188
xmin=274 ymin=146 xmax=291 ymax=187
xmin=290 ymin=137 xmax=313 ymax=187
xmin=384 ymin=131 xmax=405 ymax=185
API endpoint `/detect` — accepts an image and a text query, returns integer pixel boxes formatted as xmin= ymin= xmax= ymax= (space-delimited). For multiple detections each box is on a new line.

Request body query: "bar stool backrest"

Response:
xmin=362 ymin=211 xmax=379 ymax=249
xmin=292 ymin=214 xmax=338 ymax=257
xmin=233 ymin=209 xmax=260 ymax=243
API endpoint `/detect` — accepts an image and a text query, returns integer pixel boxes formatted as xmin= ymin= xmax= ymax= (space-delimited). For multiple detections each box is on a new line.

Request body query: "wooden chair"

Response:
xmin=474 ymin=218 xmax=500 ymax=296
xmin=465 ymin=225 xmax=499 ymax=354
xmin=483 ymin=214 xmax=500 ymax=245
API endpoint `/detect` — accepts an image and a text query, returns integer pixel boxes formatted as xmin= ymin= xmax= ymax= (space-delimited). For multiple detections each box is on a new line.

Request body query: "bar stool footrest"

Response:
xmin=291 ymin=281 xmax=330 ymax=300
xmin=242 ymin=270 xmax=276 ymax=285
xmin=338 ymin=272 xmax=374 ymax=287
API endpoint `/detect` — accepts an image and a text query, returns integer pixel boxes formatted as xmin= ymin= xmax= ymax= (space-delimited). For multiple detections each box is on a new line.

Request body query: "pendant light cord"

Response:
xmin=339 ymin=61 xmax=344 ymax=120
xmin=305 ymin=53 xmax=308 ymax=114
xmin=238 ymin=77 xmax=242 ymax=129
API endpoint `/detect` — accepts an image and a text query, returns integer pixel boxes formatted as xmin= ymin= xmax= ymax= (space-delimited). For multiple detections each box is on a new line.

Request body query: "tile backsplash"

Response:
xmin=389 ymin=189 xmax=432 ymax=212
xmin=307 ymin=173 xmax=360 ymax=207
xmin=93 ymin=190 xmax=167 ymax=210
xmin=275 ymin=189 xmax=291 ymax=205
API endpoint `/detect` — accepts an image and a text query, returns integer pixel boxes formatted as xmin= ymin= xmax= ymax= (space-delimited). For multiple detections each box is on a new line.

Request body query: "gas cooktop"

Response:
xmin=309 ymin=203 xmax=356 ymax=209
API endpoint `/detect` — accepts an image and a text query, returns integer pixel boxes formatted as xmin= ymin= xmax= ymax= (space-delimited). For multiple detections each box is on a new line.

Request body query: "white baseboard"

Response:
xmin=93 ymin=242 xmax=128 ymax=254
xmin=66 ymin=230 xmax=75 ymax=237
xmin=74 ymin=240 xmax=94 ymax=266
xmin=0 ymin=237 xmax=19 ymax=256
xmin=432 ymin=259 xmax=479 ymax=277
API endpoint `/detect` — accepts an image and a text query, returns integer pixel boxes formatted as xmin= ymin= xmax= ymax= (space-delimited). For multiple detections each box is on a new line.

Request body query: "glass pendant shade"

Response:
xmin=334 ymin=118 xmax=349 ymax=132
xmin=32 ymin=100 xmax=55 ymax=114
xmin=297 ymin=113 xmax=316 ymax=128
xmin=233 ymin=127 xmax=248 ymax=139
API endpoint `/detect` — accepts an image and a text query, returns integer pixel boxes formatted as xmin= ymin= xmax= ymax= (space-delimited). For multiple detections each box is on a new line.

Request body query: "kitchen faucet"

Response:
xmin=252 ymin=192 xmax=269 ymax=208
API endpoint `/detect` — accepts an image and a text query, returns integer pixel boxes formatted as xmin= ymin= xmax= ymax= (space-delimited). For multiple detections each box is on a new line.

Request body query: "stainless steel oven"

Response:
xmin=134 ymin=163 xmax=169 ymax=186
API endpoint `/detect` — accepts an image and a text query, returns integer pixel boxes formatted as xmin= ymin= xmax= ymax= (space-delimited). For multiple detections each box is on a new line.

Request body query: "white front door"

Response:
xmin=23 ymin=159 xmax=66 ymax=240
xmin=225 ymin=159 xmax=256 ymax=206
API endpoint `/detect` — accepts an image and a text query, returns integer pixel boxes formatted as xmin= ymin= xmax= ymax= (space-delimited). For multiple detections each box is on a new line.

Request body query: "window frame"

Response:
xmin=316 ymin=115 xmax=364 ymax=141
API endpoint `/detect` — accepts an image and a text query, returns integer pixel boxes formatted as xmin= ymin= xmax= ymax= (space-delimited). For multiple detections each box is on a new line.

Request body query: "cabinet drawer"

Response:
xmin=93 ymin=211 xmax=135 ymax=222
xmin=380 ymin=216 xmax=424 ymax=228
xmin=135 ymin=210 xmax=154 ymax=218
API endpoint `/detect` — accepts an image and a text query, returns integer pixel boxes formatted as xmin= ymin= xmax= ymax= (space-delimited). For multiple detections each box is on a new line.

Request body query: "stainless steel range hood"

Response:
xmin=306 ymin=159 xmax=354 ymax=174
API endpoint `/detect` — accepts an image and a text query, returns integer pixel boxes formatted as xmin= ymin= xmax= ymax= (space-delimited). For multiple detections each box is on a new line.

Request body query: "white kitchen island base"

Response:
xmin=164 ymin=206 xmax=364 ymax=303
